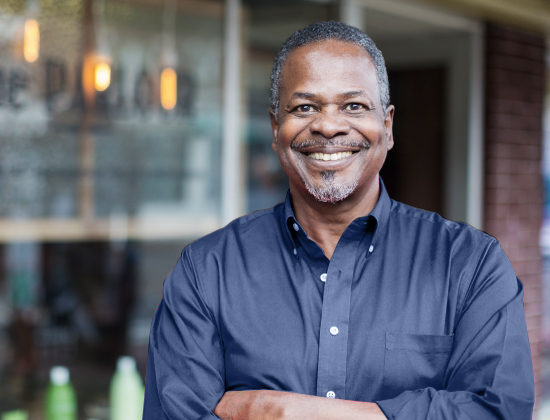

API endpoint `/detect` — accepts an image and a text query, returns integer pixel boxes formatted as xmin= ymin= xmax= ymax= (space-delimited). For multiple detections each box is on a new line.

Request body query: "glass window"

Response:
xmin=0 ymin=0 xmax=223 ymax=416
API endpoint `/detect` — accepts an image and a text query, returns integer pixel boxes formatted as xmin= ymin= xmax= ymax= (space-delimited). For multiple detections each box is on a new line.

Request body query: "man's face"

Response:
xmin=270 ymin=40 xmax=394 ymax=204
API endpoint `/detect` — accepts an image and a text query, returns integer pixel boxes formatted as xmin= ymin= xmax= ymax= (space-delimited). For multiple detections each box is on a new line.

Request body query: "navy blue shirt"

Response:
xmin=144 ymin=181 xmax=534 ymax=420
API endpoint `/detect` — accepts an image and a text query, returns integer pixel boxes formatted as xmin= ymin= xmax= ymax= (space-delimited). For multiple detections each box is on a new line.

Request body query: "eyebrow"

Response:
xmin=290 ymin=92 xmax=317 ymax=100
xmin=290 ymin=90 xmax=369 ymax=100
xmin=340 ymin=90 xmax=368 ymax=98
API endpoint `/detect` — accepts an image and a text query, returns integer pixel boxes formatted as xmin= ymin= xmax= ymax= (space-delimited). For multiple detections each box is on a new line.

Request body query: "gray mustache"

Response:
xmin=291 ymin=139 xmax=371 ymax=150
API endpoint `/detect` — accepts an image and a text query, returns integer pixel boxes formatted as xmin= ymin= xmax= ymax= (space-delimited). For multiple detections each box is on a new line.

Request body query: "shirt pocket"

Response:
xmin=382 ymin=332 xmax=454 ymax=396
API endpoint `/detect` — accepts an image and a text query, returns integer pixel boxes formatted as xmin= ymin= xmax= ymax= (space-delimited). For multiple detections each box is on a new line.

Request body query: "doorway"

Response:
xmin=381 ymin=67 xmax=446 ymax=214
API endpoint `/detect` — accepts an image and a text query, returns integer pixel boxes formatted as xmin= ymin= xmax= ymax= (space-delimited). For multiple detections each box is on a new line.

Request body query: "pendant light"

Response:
xmin=160 ymin=0 xmax=178 ymax=110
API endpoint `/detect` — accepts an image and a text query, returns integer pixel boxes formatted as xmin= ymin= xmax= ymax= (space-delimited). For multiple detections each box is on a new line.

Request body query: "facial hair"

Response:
xmin=292 ymin=139 xmax=369 ymax=204
xmin=301 ymin=170 xmax=360 ymax=204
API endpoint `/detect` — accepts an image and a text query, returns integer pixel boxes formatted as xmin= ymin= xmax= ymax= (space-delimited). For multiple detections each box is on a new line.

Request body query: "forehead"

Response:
xmin=279 ymin=40 xmax=379 ymax=99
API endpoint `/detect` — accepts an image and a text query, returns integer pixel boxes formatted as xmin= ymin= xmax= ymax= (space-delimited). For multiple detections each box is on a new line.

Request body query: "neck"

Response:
xmin=290 ymin=176 xmax=380 ymax=260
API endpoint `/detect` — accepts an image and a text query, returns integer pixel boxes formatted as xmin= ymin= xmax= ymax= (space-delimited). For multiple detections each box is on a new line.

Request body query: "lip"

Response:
xmin=297 ymin=146 xmax=361 ymax=154
xmin=296 ymin=148 xmax=362 ymax=169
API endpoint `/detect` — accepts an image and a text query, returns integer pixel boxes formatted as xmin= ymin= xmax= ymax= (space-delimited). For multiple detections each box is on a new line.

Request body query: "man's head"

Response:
xmin=270 ymin=22 xmax=394 ymax=205
xmin=270 ymin=21 xmax=390 ymax=121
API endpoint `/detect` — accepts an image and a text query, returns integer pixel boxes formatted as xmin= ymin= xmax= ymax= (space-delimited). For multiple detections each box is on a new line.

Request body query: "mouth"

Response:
xmin=306 ymin=151 xmax=355 ymax=161
xmin=292 ymin=140 xmax=370 ymax=164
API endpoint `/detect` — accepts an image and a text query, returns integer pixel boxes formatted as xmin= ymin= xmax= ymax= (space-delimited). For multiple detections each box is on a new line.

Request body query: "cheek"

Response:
xmin=354 ymin=120 xmax=386 ymax=140
xmin=278 ymin=119 xmax=309 ymax=144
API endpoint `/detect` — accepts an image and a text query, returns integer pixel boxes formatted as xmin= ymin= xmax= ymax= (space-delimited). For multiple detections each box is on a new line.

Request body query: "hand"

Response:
xmin=214 ymin=390 xmax=388 ymax=420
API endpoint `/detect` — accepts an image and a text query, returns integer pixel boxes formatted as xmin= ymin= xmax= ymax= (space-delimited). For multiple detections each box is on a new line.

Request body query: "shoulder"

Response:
xmin=388 ymin=199 xmax=495 ymax=249
xmin=388 ymin=200 xmax=516 ymax=307
xmin=164 ymin=203 xmax=285 ymax=302
xmin=184 ymin=203 xmax=285 ymax=261
xmin=387 ymin=200 xmax=506 ymax=284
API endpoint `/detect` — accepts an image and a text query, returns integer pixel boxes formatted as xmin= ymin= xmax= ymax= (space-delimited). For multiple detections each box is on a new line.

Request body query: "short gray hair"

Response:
xmin=269 ymin=20 xmax=390 ymax=119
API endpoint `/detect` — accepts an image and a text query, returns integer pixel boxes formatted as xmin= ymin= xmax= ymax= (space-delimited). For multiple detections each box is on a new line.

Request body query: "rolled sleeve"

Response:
xmin=143 ymin=248 xmax=225 ymax=420
xmin=376 ymin=240 xmax=535 ymax=420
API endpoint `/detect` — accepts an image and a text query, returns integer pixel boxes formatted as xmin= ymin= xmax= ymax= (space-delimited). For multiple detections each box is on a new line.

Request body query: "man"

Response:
xmin=144 ymin=21 xmax=535 ymax=420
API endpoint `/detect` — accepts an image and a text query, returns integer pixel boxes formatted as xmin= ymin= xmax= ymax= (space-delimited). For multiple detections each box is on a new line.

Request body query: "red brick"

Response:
xmin=487 ymin=128 xmax=540 ymax=145
xmin=487 ymin=54 xmax=545 ymax=76
xmin=525 ymin=302 xmax=542 ymax=317
xmin=487 ymin=99 xmax=542 ymax=117
xmin=523 ymin=284 xmax=542 ymax=303
xmin=487 ymin=24 xmax=545 ymax=47
xmin=487 ymin=203 xmax=508 ymax=220
xmin=487 ymin=172 xmax=511 ymax=189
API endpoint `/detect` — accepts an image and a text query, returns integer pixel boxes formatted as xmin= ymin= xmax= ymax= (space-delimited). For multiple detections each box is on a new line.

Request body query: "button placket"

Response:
xmin=315 ymin=266 xmax=352 ymax=400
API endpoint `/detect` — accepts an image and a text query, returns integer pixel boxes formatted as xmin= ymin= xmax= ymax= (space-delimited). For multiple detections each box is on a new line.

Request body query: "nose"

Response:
xmin=309 ymin=109 xmax=350 ymax=139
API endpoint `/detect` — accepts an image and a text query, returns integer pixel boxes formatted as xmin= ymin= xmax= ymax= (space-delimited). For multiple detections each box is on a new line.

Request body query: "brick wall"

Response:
xmin=484 ymin=22 xmax=545 ymax=406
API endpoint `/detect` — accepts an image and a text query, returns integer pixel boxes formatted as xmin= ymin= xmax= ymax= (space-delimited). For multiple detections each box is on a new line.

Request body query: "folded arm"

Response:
xmin=214 ymin=390 xmax=387 ymax=420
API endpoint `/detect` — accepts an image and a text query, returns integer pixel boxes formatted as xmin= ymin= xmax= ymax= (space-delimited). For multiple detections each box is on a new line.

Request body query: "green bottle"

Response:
xmin=1 ymin=410 xmax=28 ymax=420
xmin=110 ymin=356 xmax=144 ymax=420
xmin=45 ymin=366 xmax=77 ymax=420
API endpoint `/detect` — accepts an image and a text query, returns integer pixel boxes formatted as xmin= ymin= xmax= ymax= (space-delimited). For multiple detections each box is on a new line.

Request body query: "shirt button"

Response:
xmin=330 ymin=326 xmax=339 ymax=336
xmin=293 ymin=223 xmax=299 ymax=232
xmin=293 ymin=248 xmax=297 ymax=255
xmin=369 ymin=245 xmax=374 ymax=252
xmin=326 ymin=391 xmax=336 ymax=398
xmin=320 ymin=273 xmax=327 ymax=282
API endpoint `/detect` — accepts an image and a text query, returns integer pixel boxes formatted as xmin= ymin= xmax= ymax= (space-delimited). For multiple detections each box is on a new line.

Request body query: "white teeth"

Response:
xmin=308 ymin=151 xmax=353 ymax=161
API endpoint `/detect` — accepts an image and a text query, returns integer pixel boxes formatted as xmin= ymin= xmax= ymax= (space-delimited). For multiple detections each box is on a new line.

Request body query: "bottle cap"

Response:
xmin=117 ymin=356 xmax=136 ymax=373
xmin=50 ymin=366 xmax=70 ymax=385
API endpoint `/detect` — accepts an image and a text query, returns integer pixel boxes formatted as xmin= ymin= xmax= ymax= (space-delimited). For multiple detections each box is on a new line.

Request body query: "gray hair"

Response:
xmin=269 ymin=20 xmax=390 ymax=119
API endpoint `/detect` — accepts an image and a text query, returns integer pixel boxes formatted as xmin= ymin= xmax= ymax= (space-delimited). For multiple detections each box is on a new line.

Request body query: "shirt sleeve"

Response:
xmin=143 ymin=247 xmax=224 ymax=420
xmin=376 ymin=239 xmax=535 ymax=420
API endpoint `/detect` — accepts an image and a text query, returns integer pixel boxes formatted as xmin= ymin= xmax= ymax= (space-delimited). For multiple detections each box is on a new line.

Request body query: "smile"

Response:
xmin=307 ymin=151 xmax=354 ymax=161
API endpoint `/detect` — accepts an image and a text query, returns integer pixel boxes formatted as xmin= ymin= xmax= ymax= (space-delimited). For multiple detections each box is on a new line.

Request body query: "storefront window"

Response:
xmin=0 ymin=0 xmax=223 ymax=416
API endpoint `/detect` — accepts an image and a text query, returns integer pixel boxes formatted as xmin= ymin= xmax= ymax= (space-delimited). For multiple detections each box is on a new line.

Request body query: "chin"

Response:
xmin=305 ymin=178 xmax=359 ymax=204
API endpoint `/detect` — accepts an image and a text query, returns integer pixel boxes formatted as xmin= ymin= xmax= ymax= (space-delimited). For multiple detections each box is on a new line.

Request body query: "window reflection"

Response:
xmin=0 ymin=0 xmax=222 ymax=416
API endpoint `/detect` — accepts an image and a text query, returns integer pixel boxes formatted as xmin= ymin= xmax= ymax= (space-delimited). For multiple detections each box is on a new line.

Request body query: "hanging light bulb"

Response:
xmin=161 ymin=67 xmax=177 ymax=110
xmin=92 ymin=0 xmax=111 ymax=92
xmin=160 ymin=0 xmax=178 ymax=111
xmin=95 ymin=61 xmax=111 ymax=91
xmin=24 ymin=18 xmax=39 ymax=63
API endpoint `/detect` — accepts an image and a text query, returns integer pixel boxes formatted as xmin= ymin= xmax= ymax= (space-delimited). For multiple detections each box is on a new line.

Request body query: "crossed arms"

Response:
xmin=213 ymin=390 xmax=387 ymax=420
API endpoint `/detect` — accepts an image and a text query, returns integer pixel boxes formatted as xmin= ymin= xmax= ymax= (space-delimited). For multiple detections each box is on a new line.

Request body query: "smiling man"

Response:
xmin=143 ymin=21 xmax=535 ymax=420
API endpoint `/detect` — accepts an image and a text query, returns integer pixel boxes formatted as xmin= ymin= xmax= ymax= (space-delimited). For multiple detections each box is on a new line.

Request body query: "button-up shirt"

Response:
xmin=144 ymin=180 xmax=534 ymax=420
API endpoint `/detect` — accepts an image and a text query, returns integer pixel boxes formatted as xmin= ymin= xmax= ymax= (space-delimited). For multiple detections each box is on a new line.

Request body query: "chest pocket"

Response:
xmin=382 ymin=332 xmax=454 ymax=396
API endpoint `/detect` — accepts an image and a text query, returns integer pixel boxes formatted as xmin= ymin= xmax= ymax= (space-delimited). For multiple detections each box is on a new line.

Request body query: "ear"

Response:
xmin=384 ymin=105 xmax=395 ymax=151
xmin=269 ymin=107 xmax=279 ymax=153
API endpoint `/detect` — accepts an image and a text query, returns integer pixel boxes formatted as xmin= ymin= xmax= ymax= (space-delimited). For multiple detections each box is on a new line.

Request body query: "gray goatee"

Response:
xmin=303 ymin=171 xmax=359 ymax=204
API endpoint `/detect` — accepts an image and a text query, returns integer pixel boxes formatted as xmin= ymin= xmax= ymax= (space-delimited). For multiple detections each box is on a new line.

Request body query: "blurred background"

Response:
xmin=0 ymin=0 xmax=548 ymax=418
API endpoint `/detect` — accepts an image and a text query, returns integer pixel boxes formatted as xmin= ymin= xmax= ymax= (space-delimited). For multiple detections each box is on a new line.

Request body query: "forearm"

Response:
xmin=214 ymin=390 xmax=387 ymax=420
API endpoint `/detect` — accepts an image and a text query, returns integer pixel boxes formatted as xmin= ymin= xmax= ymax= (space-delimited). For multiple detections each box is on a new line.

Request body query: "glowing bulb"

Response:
xmin=161 ymin=68 xmax=177 ymax=110
xmin=24 ymin=18 xmax=39 ymax=63
xmin=94 ymin=62 xmax=111 ymax=91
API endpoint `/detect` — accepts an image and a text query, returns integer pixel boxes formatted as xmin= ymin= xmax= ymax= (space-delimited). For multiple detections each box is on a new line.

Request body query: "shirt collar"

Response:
xmin=282 ymin=177 xmax=392 ymax=257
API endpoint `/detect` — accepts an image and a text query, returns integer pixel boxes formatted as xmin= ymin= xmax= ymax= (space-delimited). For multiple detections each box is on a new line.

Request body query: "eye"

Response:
xmin=294 ymin=104 xmax=315 ymax=113
xmin=345 ymin=103 xmax=365 ymax=112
